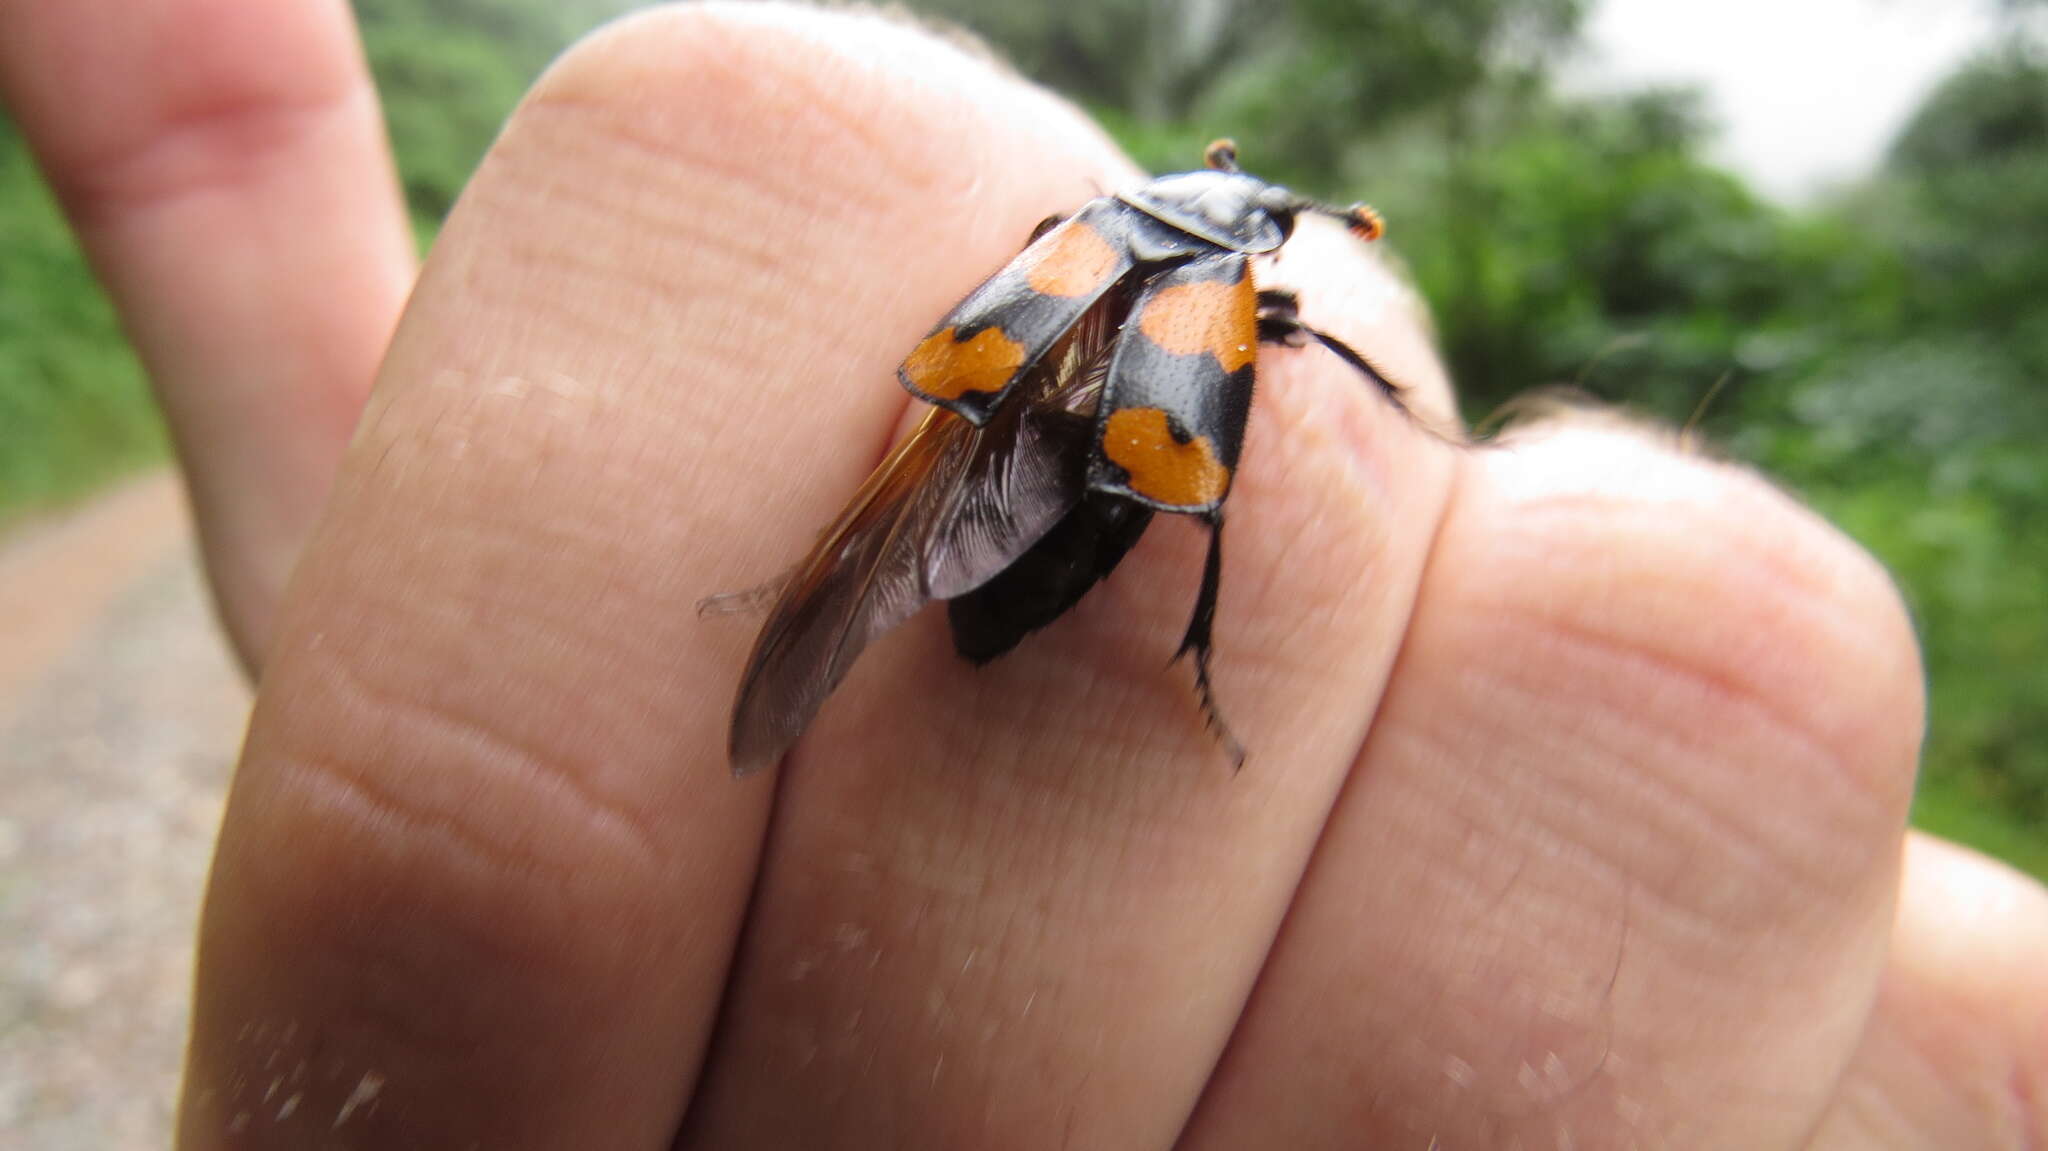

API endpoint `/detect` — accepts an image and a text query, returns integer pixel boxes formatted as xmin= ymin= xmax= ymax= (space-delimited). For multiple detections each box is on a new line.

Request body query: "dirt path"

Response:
xmin=0 ymin=473 xmax=249 ymax=1149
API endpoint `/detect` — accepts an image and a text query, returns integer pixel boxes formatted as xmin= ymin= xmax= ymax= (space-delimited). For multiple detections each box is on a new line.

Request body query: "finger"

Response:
xmin=1182 ymin=422 xmax=1924 ymax=1148
xmin=1809 ymin=832 xmax=2048 ymax=1147
xmin=0 ymin=0 xmax=415 ymax=668
xmin=176 ymin=4 xmax=1138 ymax=1148
xmin=674 ymin=53 xmax=1459 ymax=1151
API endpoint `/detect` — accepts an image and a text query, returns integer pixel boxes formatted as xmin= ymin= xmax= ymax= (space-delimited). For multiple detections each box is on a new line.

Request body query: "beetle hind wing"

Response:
xmin=727 ymin=299 xmax=1128 ymax=775
xmin=726 ymin=410 xmax=975 ymax=774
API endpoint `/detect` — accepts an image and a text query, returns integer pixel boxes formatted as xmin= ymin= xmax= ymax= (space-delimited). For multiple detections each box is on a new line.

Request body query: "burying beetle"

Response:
xmin=712 ymin=140 xmax=1412 ymax=776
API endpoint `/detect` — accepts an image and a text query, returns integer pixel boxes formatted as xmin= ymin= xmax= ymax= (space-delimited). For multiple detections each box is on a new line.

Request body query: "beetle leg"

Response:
xmin=1255 ymin=300 xmax=1413 ymax=418
xmin=1174 ymin=511 xmax=1247 ymax=771
xmin=1254 ymin=289 xmax=1309 ymax=347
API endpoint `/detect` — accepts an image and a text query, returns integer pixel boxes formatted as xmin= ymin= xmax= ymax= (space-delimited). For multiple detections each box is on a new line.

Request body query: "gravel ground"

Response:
xmin=0 ymin=477 xmax=249 ymax=1149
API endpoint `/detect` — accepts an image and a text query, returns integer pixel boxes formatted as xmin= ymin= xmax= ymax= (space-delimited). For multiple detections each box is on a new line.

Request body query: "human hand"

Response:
xmin=11 ymin=3 xmax=2043 ymax=1147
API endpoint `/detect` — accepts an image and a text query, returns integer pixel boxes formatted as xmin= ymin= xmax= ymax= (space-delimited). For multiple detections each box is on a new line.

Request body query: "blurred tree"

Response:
xmin=361 ymin=19 xmax=532 ymax=225
xmin=1893 ymin=45 xmax=2048 ymax=171
xmin=353 ymin=0 xmax=639 ymax=225
xmin=907 ymin=0 xmax=1586 ymax=181
xmin=3 ymin=0 xmax=2042 ymax=873
xmin=904 ymin=0 xmax=1286 ymax=123
xmin=1791 ymin=46 xmax=2048 ymax=851
xmin=1887 ymin=45 xmax=2048 ymax=398
xmin=1369 ymin=87 xmax=1788 ymax=418
xmin=0 ymin=121 xmax=159 ymax=511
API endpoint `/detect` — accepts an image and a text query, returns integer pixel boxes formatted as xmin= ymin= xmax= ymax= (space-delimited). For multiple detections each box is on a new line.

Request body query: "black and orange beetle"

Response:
xmin=715 ymin=141 xmax=1408 ymax=776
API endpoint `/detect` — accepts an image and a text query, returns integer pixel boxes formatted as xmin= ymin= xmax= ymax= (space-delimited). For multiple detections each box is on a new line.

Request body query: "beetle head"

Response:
xmin=1118 ymin=143 xmax=1387 ymax=255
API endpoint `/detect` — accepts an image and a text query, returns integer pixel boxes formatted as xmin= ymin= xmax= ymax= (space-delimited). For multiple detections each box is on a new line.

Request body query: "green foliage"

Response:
xmin=1792 ymin=49 xmax=2048 ymax=847
xmin=1366 ymin=89 xmax=1786 ymax=417
xmin=1892 ymin=45 xmax=2048 ymax=173
xmin=355 ymin=0 xmax=635 ymax=226
xmin=363 ymin=21 xmax=533 ymax=225
xmin=0 ymin=0 xmax=626 ymax=520
xmin=1221 ymin=0 xmax=1585 ymax=181
xmin=1914 ymin=770 xmax=2048 ymax=880
xmin=1 ymin=0 xmax=2041 ymax=874
xmin=1886 ymin=48 xmax=2048 ymax=408
xmin=908 ymin=0 xmax=1292 ymax=122
xmin=913 ymin=0 xmax=1585 ymax=174
xmin=0 ymin=122 xmax=162 ymax=514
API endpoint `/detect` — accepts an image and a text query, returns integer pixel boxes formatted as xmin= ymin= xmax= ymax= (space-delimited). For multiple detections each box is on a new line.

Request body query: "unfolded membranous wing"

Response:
xmin=727 ymin=407 xmax=976 ymax=775
xmin=920 ymin=301 xmax=1121 ymax=599
xmin=727 ymin=302 xmax=1125 ymax=775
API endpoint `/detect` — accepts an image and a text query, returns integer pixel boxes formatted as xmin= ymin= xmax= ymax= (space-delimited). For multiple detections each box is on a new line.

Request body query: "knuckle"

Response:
xmin=220 ymin=667 xmax=672 ymax=1056
xmin=1453 ymin=422 xmax=1923 ymax=889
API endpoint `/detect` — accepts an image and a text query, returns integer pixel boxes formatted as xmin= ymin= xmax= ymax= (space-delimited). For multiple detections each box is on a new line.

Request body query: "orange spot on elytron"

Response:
xmin=902 ymin=326 xmax=1026 ymax=400
xmin=1023 ymin=220 xmax=1121 ymax=298
xmin=1138 ymin=276 xmax=1257 ymax=371
xmin=1102 ymin=407 xmax=1229 ymax=508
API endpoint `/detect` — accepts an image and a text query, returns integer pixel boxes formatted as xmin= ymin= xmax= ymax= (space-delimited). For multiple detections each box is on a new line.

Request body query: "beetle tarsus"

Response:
xmin=1173 ymin=514 xmax=1247 ymax=771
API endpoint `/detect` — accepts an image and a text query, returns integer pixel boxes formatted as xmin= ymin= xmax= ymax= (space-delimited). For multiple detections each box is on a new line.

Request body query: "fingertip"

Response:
xmin=1 ymin=0 xmax=415 ymax=672
xmin=1808 ymin=832 xmax=2048 ymax=1148
xmin=1895 ymin=831 xmax=2048 ymax=981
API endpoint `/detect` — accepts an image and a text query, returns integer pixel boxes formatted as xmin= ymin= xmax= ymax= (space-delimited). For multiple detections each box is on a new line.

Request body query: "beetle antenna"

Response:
xmin=1203 ymin=138 xmax=1241 ymax=173
xmin=1295 ymin=198 xmax=1385 ymax=243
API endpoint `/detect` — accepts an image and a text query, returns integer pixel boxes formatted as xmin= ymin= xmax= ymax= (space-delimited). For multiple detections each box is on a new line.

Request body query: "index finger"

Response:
xmin=0 ymin=0 xmax=415 ymax=667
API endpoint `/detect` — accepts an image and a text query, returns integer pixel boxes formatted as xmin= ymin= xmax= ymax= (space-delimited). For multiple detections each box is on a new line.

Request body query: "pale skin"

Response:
xmin=3 ymin=1 xmax=2044 ymax=1147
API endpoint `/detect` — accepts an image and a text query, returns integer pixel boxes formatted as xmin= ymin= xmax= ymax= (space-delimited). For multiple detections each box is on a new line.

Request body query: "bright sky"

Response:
xmin=1579 ymin=0 xmax=2002 ymax=201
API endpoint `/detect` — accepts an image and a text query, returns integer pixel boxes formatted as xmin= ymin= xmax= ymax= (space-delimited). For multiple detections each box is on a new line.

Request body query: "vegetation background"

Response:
xmin=4 ymin=0 xmax=2044 ymax=876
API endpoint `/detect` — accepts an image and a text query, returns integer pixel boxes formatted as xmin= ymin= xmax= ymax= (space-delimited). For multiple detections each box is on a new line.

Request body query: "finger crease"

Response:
xmin=314 ymin=650 xmax=665 ymax=877
xmin=56 ymin=73 xmax=378 ymax=228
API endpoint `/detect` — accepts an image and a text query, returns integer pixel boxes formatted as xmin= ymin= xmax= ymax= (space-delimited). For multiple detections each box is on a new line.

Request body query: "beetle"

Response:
xmin=713 ymin=140 xmax=1411 ymax=777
